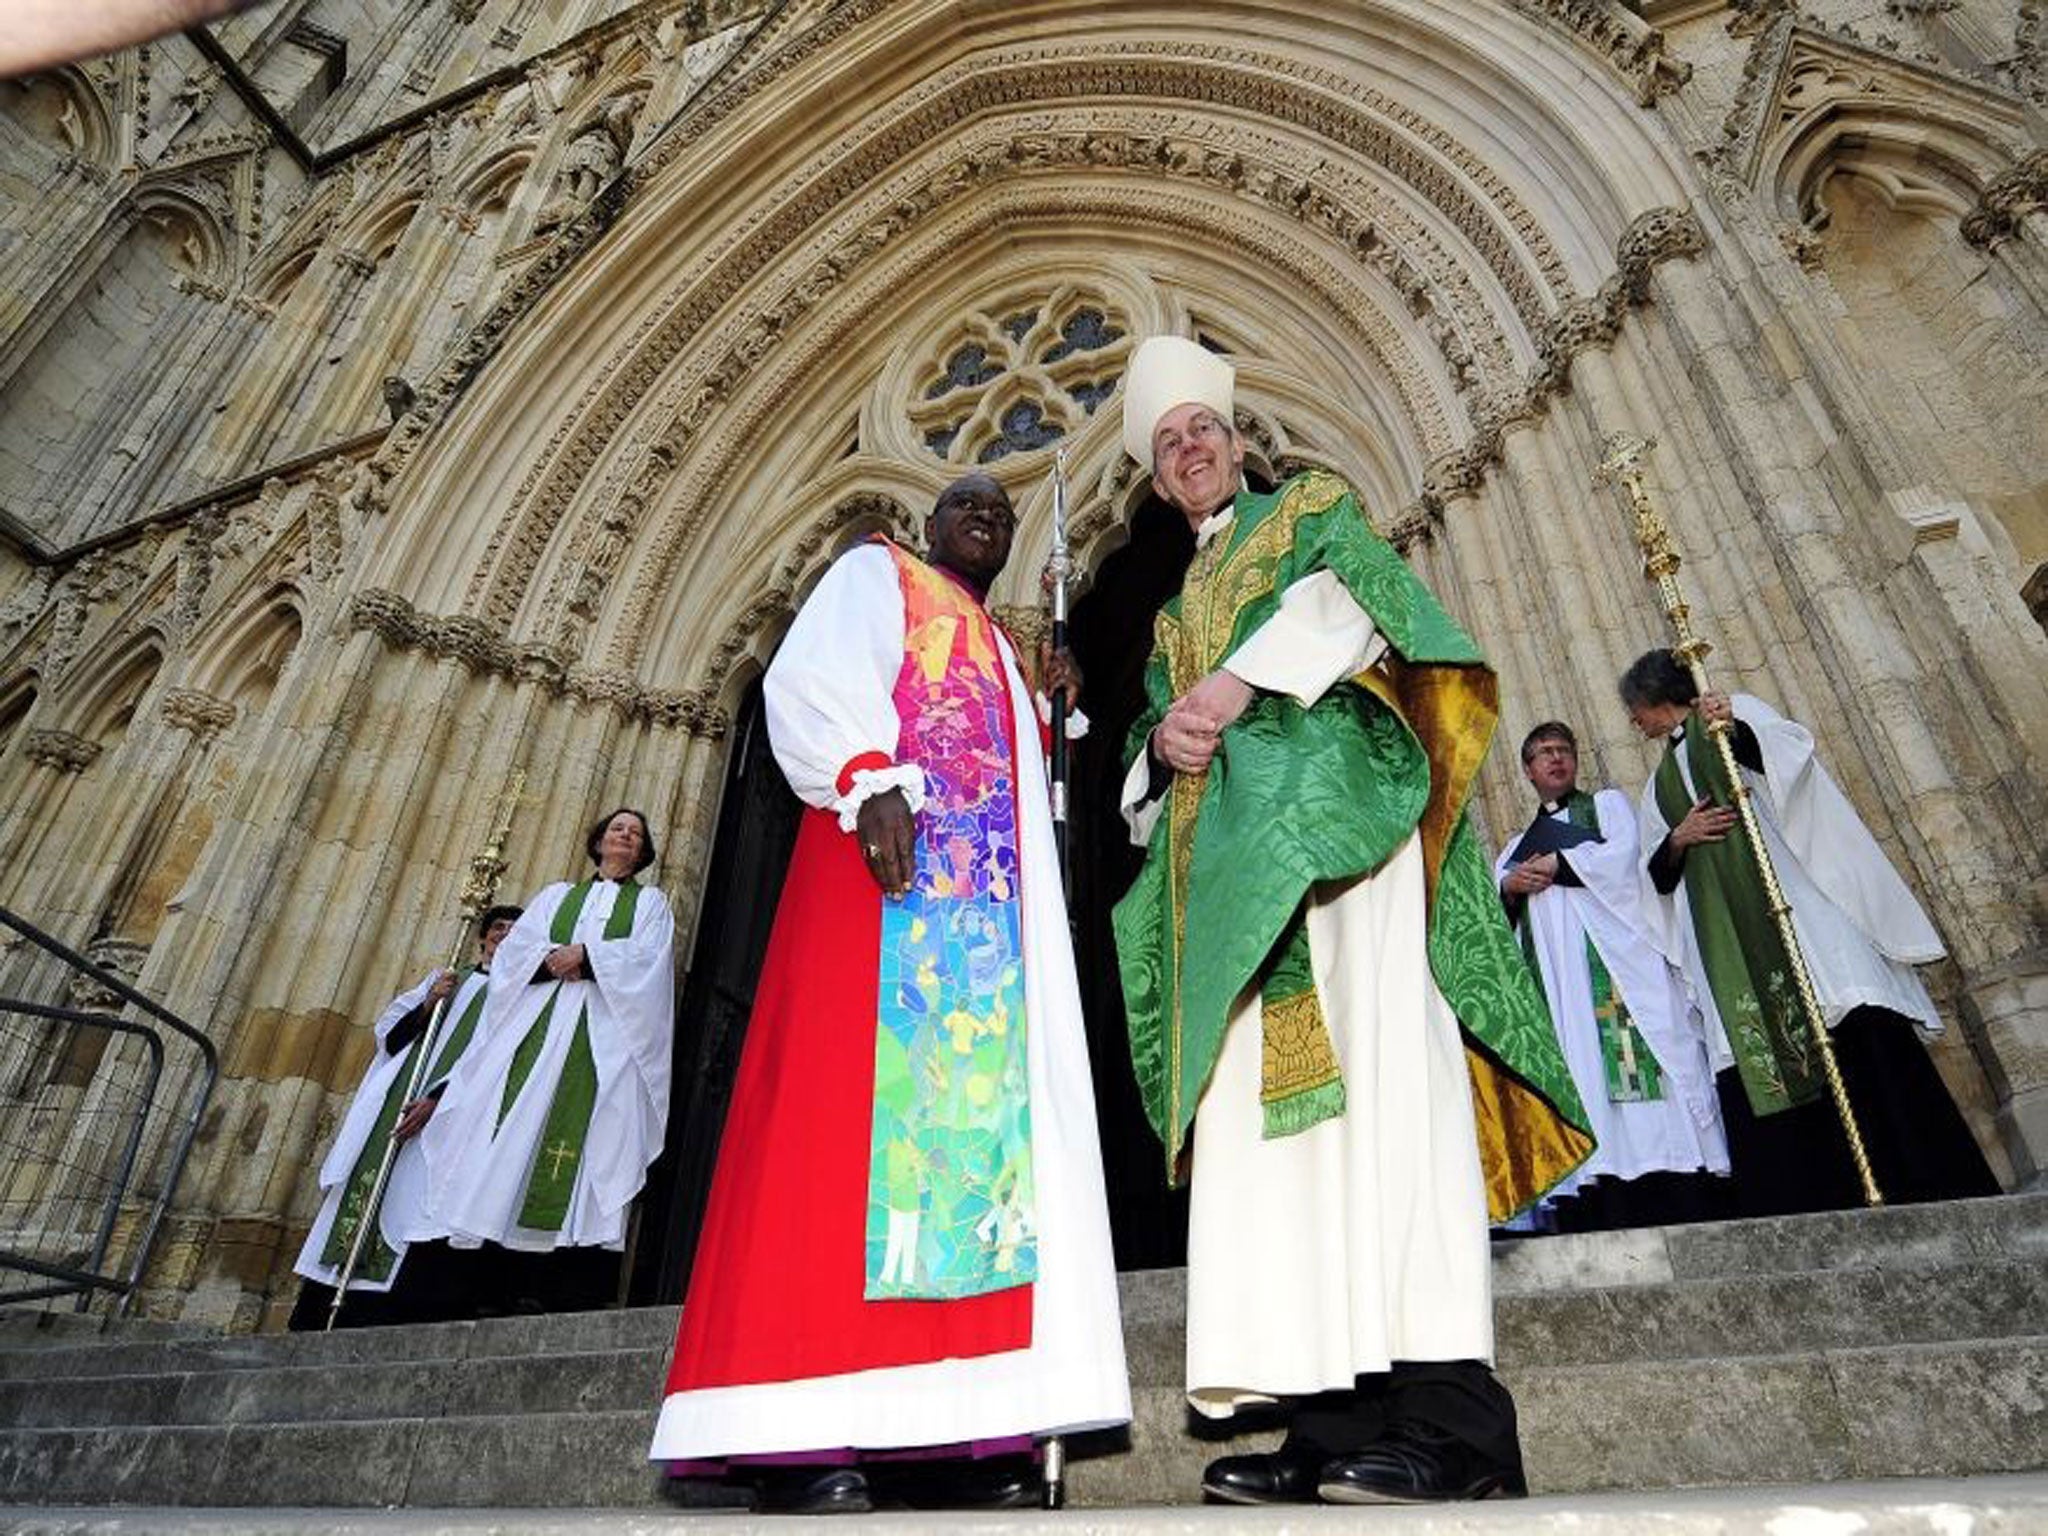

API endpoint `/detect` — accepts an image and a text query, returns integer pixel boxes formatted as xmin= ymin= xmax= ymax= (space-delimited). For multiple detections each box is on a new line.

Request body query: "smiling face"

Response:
xmin=597 ymin=811 xmax=646 ymax=876
xmin=1521 ymin=734 xmax=1580 ymax=803
xmin=478 ymin=915 xmax=518 ymax=965
xmin=1150 ymin=401 xmax=1245 ymax=523
xmin=926 ymin=473 xmax=1017 ymax=590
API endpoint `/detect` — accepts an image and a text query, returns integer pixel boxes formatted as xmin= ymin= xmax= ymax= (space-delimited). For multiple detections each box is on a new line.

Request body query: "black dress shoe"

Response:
xmin=1317 ymin=1423 xmax=1524 ymax=1504
xmin=1201 ymin=1446 xmax=1327 ymax=1504
xmin=882 ymin=1454 xmax=1042 ymax=1510
xmin=760 ymin=1467 xmax=873 ymax=1515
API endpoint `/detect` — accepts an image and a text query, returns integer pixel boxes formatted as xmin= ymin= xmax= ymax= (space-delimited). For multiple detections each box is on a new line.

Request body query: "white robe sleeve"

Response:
xmin=1220 ymin=570 xmax=1388 ymax=706
xmin=1119 ymin=741 xmax=1166 ymax=847
xmin=1578 ymin=790 xmax=1723 ymax=1135
xmin=317 ymin=972 xmax=437 ymax=1190
xmin=764 ymin=544 xmax=923 ymax=828
xmin=429 ymin=887 xmax=563 ymax=1120
xmin=420 ymin=970 xmax=492 ymax=1096
xmin=1733 ymin=694 xmax=1945 ymax=964
xmin=583 ymin=880 xmax=678 ymax=1116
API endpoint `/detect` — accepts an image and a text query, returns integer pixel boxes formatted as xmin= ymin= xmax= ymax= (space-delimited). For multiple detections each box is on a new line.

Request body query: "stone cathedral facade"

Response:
xmin=0 ymin=0 xmax=2043 ymax=1328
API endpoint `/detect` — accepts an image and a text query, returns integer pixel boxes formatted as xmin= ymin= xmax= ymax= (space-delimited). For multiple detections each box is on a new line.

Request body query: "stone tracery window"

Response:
xmin=908 ymin=293 xmax=1130 ymax=466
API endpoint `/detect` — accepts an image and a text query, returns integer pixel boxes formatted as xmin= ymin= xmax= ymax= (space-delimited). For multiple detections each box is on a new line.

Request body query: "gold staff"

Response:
xmin=327 ymin=768 xmax=529 ymax=1326
xmin=1595 ymin=433 xmax=1882 ymax=1207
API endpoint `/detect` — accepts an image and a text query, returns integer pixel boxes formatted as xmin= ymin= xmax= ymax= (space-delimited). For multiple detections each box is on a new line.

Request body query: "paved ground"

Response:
xmin=7 ymin=1473 xmax=2048 ymax=1534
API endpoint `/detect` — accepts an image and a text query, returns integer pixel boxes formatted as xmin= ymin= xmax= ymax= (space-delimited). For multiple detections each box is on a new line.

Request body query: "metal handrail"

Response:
xmin=0 ymin=906 xmax=219 ymax=1315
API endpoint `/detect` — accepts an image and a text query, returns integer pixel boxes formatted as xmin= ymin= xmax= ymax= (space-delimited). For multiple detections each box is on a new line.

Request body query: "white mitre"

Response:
xmin=1121 ymin=335 xmax=1235 ymax=472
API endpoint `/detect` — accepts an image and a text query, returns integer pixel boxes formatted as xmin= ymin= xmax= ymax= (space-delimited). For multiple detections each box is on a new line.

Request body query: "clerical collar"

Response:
xmin=1194 ymin=504 xmax=1234 ymax=550
xmin=1541 ymin=799 xmax=1568 ymax=816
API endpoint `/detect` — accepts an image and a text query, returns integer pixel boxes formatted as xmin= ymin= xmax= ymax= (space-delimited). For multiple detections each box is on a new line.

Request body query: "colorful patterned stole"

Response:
xmin=497 ymin=878 xmax=641 ymax=1231
xmin=864 ymin=540 xmax=1036 ymax=1301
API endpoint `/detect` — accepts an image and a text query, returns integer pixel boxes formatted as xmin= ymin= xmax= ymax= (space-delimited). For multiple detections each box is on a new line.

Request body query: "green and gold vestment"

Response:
xmin=1112 ymin=472 xmax=1592 ymax=1219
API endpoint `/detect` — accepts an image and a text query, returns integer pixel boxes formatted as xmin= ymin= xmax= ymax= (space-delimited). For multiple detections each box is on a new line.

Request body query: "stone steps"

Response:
xmin=0 ymin=1193 xmax=2040 ymax=1509
xmin=3 ymin=1249 xmax=2038 ymax=1423
xmin=1 ymin=1335 xmax=2041 ymax=1506
xmin=8 ymin=1474 xmax=2048 ymax=1535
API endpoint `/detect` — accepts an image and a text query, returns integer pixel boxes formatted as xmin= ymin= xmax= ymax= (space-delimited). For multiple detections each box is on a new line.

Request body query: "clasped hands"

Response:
xmin=1152 ymin=668 xmax=1254 ymax=777
xmin=542 ymin=942 xmax=587 ymax=979
xmin=1501 ymin=851 xmax=1559 ymax=896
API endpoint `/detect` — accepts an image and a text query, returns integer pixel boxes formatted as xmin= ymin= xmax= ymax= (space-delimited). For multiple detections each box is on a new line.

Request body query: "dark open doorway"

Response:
xmin=630 ymin=679 xmax=800 ymax=1304
xmin=1063 ymin=492 xmax=1197 ymax=1269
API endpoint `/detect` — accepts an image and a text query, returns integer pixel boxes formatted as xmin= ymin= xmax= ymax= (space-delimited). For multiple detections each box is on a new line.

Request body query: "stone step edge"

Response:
xmin=8 ymin=1309 xmax=2042 ymax=1425
xmin=10 ymin=1249 xmax=2044 ymax=1394
xmin=4 ymin=1330 xmax=2043 ymax=1441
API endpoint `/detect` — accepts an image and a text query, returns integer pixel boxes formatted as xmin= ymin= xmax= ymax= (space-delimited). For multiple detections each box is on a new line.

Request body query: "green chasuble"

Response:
xmin=1654 ymin=721 xmax=1824 ymax=1116
xmin=1112 ymin=471 xmax=1592 ymax=1220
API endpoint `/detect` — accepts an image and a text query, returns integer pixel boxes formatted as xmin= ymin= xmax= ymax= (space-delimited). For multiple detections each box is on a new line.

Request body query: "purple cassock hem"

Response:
xmin=666 ymin=1435 xmax=1035 ymax=1477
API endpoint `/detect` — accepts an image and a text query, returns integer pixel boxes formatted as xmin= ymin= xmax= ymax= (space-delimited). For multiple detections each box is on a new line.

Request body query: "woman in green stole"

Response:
xmin=1622 ymin=649 xmax=1997 ymax=1214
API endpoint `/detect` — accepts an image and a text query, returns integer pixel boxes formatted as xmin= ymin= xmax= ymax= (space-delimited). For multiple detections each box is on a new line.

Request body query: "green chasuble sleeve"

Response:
xmin=1112 ymin=471 xmax=1592 ymax=1219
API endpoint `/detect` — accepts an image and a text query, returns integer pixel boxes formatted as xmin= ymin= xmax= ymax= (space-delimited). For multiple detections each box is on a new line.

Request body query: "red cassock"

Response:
xmin=663 ymin=805 xmax=1031 ymax=1395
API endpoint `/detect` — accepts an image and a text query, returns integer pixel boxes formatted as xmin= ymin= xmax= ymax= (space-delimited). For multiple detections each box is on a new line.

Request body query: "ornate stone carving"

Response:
xmin=345 ymin=588 xmax=723 ymax=735
xmin=66 ymin=937 xmax=150 ymax=1010
xmin=0 ymin=570 xmax=56 ymax=655
xmin=401 ymin=29 xmax=1567 ymax=632
xmin=1386 ymin=501 xmax=1439 ymax=554
xmin=159 ymin=688 xmax=237 ymax=740
xmin=1701 ymin=9 xmax=1798 ymax=196
xmin=1613 ymin=206 xmax=1707 ymax=302
xmin=23 ymin=729 xmax=102 ymax=773
xmin=1962 ymin=149 xmax=2048 ymax=247
xmin=1510 ymin=0 xmax=1694 ymax=105
xmin=39 ymin=552 xmax=148 ymax=684
xmin=604 ymin=181 xmax=1454 ymax=666
xmin=536 ymin=92 xmax=641 ymax=234
xmin=1778 ymin=221 xmax=1827 ymax=269
xmin=2012 ymin=4 xmax=2047 ymax=105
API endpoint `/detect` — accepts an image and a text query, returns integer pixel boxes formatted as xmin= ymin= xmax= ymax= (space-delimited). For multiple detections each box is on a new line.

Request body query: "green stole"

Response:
xmin=1513 ymin=792 xmax=1664 ymax=1103
xmin=497 ymin=879 xmax=641 ymax=1231
xmin=1653 ymin=722 xmax=1823 ymax=1116
xmin=321 ymin=970 xmax=490 ymax=1279
xmin=1112 ymin=471 xmax=1593 ymax=1218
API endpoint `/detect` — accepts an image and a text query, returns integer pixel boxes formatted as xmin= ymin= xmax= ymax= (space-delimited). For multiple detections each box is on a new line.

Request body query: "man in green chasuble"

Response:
xmin=1111 ymin=336 xmax=1591 ymax=1505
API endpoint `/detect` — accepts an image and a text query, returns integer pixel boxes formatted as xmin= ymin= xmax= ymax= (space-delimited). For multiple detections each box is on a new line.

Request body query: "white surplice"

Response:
xmin=1494 ymin=790 xmax=1728 ymax=1199
xmin=1122 ymin=512 xmax=1492 ymax=1418
xmin=295 ymin=968 xmax=489 ymax=1289
xmin=1635 ymin=694 xmax=1945 ymax=1075
xmin=649 ymin=543 xmax=1129 ymax=1458
xmin=412 ymin=879 xmax=674 ymax=1252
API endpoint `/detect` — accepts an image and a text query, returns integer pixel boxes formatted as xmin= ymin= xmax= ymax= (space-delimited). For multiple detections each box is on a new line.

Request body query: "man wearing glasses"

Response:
xmin=1111 ymin=335 xmax=1589 ymax=1505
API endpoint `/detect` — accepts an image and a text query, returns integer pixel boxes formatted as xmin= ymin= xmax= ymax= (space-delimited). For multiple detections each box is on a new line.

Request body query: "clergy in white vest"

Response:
xmin=1494 ymin=721 xmax=1728 ymax=1232
xmin=290 ymin=902 xmax=521 ymax=1328
xmin=1620 ymin=650 xmax=1998 ymax=1215
xmin=415 ymin=809 xmax=675 ymax=1262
